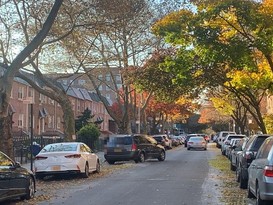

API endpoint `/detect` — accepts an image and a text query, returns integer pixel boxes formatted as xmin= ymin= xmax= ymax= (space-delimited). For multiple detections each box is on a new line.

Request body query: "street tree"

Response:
xmin=77 ymin=124 xmax=100 ymax=149
xmin=60 ymin=0 xmax=180 ymax=134
xmin=210 ymin=89 xmax=248 ymax=134
xmin=0 ymin=0 xmax=63 ymax=157
xmin=151 ymin=0 xmax=273 ymax=134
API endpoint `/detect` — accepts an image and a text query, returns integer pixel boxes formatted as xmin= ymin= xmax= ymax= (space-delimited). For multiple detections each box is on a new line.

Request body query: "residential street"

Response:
xmin=35 ymin=144 xmax=223 ymax=205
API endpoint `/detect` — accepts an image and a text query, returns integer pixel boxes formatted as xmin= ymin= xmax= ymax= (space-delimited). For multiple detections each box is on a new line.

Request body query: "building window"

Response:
xmin=48 ymin=98 xmax=54 ymax=105
xmin=48 ymin=115 xmax=52 ymax=128
xmin=78 ymin=79 xmax=86 ymax=85
xmin=106 ymin=73 xmax=111 ymax=82
xmin=28 ymin=88 xmax=34 ymax=97
xmin=115 ymin=75 xmax=121 ymax=81
xmin=99 ymin=85 xmax=103 ymax=91
xmin=98 ymin=74 xmax=103 ymax=81
xmin=39 ymin=94 xmax=47 ymax=104
xmin=18 ymin=114 xmax=24 ymax=128
xmin=18 ymin=87 xmax=24 ymax=99
xmin=106 ymin=94 xmax=111 ymax=100
xmin=117 ymin=83 xmax=122 ymax=89
xmin=57 ymin=117 xmax=61 ymax=129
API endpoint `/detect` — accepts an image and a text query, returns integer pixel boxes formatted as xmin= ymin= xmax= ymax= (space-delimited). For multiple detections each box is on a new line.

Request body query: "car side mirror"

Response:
xmin=10 ymin=162 xmax=21 ymax=170
xmin=249 ymin=151 xmax=256 ymax=159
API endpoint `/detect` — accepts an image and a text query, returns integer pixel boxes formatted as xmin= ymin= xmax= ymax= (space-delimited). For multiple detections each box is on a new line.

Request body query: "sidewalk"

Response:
xmin=21 ymin=151 xmax=105 ymax=171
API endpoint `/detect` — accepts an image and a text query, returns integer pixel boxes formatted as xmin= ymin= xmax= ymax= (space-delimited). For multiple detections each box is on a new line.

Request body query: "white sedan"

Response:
xmin=34 ymin=142 xmax=100 ymax=179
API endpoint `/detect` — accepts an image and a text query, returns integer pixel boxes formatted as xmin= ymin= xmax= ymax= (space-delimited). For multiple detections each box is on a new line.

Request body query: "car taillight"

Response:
xmin=131 ymin=143 xmax=137 ymax=151
xmin=35 ymin=156 xmax=47 ymax=160
xmin=264 ymin=166 xmax=273 ymax=177
xmin=65 ymin=154 xmax=81 ymax=158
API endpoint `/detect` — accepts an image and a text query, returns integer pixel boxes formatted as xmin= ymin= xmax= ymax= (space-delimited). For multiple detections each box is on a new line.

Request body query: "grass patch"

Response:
xmin=209 ymin=154 xmax=248 ymax=205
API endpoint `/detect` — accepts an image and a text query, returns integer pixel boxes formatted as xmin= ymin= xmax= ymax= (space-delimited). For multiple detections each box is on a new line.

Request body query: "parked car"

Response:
xmin=216 ymin=131 xmax=236 ymax=148
xmin=226 ymin=138 xmax=243 ymax=160
xmin=221 ymin=134 xmax=246 ymax=156
xmin=34 ymin=142 xmax=100 ymax=179
xmin=169 ymin=135 xmax=182 ymax=146
xmin=0 ymin=150 xmax=36 ymax=202
xmin=236 ymin=134 xmax=271 ymax=189
xmin=151 ymin=134 xmax=172 ymax=149
xmin=248 ymin=136 xmax=273 ymax=205
xmin=213 ymin=132 xmax=219 ymax=142
xmin=187 ymin=136 xmax=207 ymax=151
xmin=230 ymin=137 xmax=249 ymax=171
xmin=179 ymin=134 xmax=187 ymax=144
xmin=104 ymin=134 xmax=166 ymax=164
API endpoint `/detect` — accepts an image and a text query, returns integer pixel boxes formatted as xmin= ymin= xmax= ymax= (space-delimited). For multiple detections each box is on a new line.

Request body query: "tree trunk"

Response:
xmin=0 ymin=114 xmax=14 ymax=159
xmin=61 ymin=98 xmax=75 ymax=141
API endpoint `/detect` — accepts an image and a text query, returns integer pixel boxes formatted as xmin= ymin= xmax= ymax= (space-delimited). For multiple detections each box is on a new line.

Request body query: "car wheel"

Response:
xmin=139 ymin=152 xmax=145 ymax=163
xmin=35 ymin=173 xmax=44 ymax=180
xmin=256 ymin=184 xmax=266 ymax=205
xmin=158 ymin=151 xmax=166 ymax=161
xmin=239 ymin=173 xmax=247 ymax=189
xmin=107 ymin=160 xmax=115 ymax=165
xmin=21 ymin=177 xmax=35 ymax=200
xmin=247 ymin=184 xmax=255 ymax=199
xmin=95 ymin=160 xmax=100 ymax=173
xmin=230 ymin=163 xmax=236 ymax=171
xmin=82 ymin=163 xmax=89 ymax=178
xmin=187 ymin=147 xmax=190 ymax=150
xmin=236 ymin=165 xmax=240 ymax=182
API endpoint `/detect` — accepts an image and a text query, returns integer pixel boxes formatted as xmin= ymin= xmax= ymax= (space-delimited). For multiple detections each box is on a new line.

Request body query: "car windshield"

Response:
xmin=41 ymin=143 xmax=78 ymax=152
xmin=107 ymin=136 xmax=133 ymax=147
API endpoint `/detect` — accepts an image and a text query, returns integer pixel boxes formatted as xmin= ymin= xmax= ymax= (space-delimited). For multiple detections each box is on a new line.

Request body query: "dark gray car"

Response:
xmin=0 ymin=151 xmax=36 ymax=203
xmin=236 ymin=134 xmax=271 ymax=189
xmin=248 ymin=136 xmax=273 ymax=205
xmin=104 ymin=134 xmax=166 ymax=164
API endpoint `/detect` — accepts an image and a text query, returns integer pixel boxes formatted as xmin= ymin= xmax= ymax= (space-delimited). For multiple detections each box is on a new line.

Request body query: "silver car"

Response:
xmin=248 ymin=136 xmax=273 ymax=205
xmin=187 ymin=136 xmax=207 ymax=150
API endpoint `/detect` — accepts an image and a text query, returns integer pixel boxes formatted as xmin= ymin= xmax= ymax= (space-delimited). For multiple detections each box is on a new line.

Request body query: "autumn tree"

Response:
xmin=59 ymin=0 xmax=181 ymax=134
xmin=151 ymin=0 xmax=273 ymax=134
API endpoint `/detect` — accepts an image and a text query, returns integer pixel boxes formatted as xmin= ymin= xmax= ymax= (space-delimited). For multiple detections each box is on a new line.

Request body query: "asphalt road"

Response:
xmin=37 ymin=144 xmax=223 ymax=205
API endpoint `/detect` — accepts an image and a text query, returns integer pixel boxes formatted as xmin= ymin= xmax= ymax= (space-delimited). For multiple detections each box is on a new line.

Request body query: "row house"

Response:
xmin=9 ymin=76 xmax=113 ymax=142
xmin=47 ymin=67 xmax=123 ymax=106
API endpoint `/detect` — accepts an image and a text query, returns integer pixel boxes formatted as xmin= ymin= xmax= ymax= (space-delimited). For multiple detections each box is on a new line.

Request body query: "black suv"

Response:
xmin=236 ymin=134 xmax=271 ymax=189
xmin=104 ymin=134 xmax=166 ymax=164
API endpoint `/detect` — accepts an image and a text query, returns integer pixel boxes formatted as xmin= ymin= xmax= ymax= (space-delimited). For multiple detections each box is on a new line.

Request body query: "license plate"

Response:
xmin=114 ymin=148 xmax=122 ymax=152
xmin=52 ymin=165 xmax=60 ymax=171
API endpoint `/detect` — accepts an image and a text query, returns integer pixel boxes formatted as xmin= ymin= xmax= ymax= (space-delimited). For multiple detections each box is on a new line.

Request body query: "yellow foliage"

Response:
xmin=211 ymin=96 xmax=234 ymax=116
xmin=175 ymin=96 xmax=191 ymax=105
xmin=259 ymin=0 xmax=273 ymax=17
